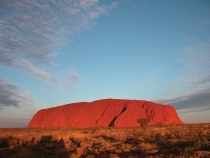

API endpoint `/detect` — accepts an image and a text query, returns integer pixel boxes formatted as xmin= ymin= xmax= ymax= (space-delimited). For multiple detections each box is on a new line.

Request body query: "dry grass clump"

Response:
xmin=139 ymin=142 xmax=158 ymax=154
xmin=0 ymin=124 xmax=210 ymax=157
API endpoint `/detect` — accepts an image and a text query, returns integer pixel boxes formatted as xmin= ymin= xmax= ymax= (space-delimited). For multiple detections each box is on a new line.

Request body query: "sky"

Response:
xmin=0 ymin=0 xmax=210 ymax=127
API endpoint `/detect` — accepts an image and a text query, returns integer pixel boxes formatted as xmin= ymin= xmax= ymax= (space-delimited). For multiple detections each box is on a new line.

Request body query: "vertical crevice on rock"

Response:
xmin=142 ymin=102 xmax=146 ymax=108
xmin=108 ymin=106 xmax=127 ymax=127
xmin=96 ymin=104 xmax=110 ymax=125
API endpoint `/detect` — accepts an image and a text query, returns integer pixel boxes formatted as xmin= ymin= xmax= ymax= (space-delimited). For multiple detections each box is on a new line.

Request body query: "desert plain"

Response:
xmin=0 ymin=123 xmax=210 ymax=158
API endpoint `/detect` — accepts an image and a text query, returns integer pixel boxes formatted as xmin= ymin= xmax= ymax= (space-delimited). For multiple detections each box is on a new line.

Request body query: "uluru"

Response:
xmin=28 ymin=99 xmax=183 ymax=128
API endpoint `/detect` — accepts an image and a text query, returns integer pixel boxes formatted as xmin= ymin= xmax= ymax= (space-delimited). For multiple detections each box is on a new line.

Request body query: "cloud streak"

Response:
xmin=0 ymin=0 xmax=116 ymax=84
xmin=157 ymin=40 xmax=210 ymax=114
xmin=0 ymin=78 xmax=33 ymax=108
xmin=57 ymin=68 xmax=83 ymax=92
xmin=156 ymin=88 xmax=210 ymax=113
xmin=66 ymin=68 xmax=83 ymax=84
xmin=0 ymin=53 xmax=57 ymax=83
xmin=163 ymin=41 xmax=210 ymax=97
xmin=177 ymin=106 xmax=210 ymax=114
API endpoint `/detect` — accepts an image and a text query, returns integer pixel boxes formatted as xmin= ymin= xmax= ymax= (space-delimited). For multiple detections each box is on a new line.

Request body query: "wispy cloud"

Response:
xmin=80 ymin=0 xmax=98 ymax=8
xmin=197 ymin=76 xmax=210 ymax=86
xmin=197 ymin=8 xmax=210 ymax=28
xmin=156 ymin=41 xmax=210 ymax=113
xmin=177 ymin=106 xmax=210 ymax=114
xmin=60 ymin=68 xmax=83 ymax=92
xmin=0 ymin=78 xmax=33 ymax=108
xmin=156 ymin=88 xmax=210 ymax=112
xmin=162 ymin=41 xmax=210 ymax=98
xmin=0 ymin=0 xmax=116 ymax=84
xmin=0 ymin=53 xmax=57 ymax=83
xmin=66 ymin=68 xmax=83 ymax=84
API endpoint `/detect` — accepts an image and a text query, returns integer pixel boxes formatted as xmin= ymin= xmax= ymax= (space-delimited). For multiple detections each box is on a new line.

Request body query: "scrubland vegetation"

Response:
xmin=0 ymin=124 xmax=210 ymax=158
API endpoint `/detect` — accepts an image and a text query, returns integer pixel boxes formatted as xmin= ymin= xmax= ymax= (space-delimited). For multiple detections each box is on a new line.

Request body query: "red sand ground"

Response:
xmin=28 ymin=99 xmax=183 ymax=128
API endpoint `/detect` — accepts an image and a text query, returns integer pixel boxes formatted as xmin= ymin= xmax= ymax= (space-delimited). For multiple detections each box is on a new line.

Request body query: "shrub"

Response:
xmin=156 ymin=121 xmax=163 ymax=127
xmin=0 ymin=138 xmax=8 ymax=148
xmin=137 ymin=118 xmax=148 ymax=127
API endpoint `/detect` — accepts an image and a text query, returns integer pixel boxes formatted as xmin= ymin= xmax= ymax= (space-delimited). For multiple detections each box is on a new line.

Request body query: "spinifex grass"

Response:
xmin=0 ymin=124 xmax=210 ymax=158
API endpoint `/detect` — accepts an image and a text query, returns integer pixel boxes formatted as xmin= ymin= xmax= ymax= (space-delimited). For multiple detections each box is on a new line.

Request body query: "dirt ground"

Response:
xmin=0 ymin=124 xmax=210 ymax=158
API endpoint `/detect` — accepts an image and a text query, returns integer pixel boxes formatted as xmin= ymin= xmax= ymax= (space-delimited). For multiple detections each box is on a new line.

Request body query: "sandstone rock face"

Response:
xmin=28 ymin=99 xmax=183 ymax=128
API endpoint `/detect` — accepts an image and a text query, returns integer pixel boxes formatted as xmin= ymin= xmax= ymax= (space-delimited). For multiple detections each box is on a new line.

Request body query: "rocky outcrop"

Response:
xmin=27 ymin=99 xmax=183 ymax=128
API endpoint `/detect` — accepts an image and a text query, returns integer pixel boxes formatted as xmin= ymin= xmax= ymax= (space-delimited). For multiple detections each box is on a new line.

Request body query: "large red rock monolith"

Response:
xmin=28 ymin=99 xmax=183 ymax=128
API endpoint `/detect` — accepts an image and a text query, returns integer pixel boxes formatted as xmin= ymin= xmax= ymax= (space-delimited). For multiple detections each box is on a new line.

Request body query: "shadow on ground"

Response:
xmin=0 ymin=135 xmax=69 ymax=158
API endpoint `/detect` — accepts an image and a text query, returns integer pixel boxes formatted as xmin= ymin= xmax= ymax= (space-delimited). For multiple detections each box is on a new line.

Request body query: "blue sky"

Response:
xmin=0 ymin=0 xmax=210 ymax=127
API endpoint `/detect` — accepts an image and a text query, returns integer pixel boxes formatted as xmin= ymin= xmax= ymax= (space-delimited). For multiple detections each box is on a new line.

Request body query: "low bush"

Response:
xmin=137 ymin=118 xmax=148 ymax=127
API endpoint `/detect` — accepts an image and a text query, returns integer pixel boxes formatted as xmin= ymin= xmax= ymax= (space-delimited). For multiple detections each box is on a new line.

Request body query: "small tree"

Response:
xmin=137 ymin=118 xmax=148 ymax=127
xmin=156 ymin=121 xmax=163 ymax=127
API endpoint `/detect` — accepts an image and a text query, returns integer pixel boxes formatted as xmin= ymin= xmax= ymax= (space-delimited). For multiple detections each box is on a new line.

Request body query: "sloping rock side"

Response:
xmin=28 ymin=99 xmax=183 ymax=128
